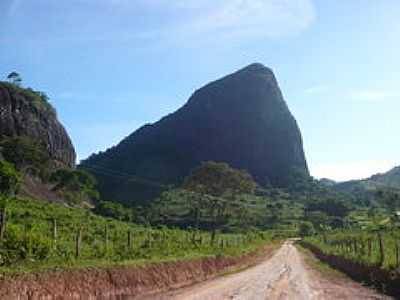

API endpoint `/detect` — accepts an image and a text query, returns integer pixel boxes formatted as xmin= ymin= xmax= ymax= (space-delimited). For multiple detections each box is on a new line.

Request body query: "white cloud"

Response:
xmin=310 ymin=159 xmax=398 ymax=182
xmin=3 ymin=0 xmax=315 ymax=46
xmin=164 ymin=0 xmax=316 ymax=40
xmin=301 ymin=86 xmax=399 ymax=103
xmin=350 ymin=90 xmax=397 ymax=102
xmin=32 ymin=0 xmax=315 ymax=44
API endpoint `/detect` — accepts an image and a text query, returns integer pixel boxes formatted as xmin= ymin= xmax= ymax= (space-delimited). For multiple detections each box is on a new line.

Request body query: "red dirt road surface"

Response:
xmin=138 ymin=241 xmax=391 ymax=300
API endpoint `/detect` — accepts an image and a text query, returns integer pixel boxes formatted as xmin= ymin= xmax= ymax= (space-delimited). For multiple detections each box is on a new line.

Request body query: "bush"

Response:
xmin=51 ymin=169 xmax=99 ymax=205
xmin=1 ymin=136 xmax=50 ymax=180
xmin=299 ymin=221 xmax=315 ymax=237
xmin=93 ymin=201 xmax=135 ymax=222
xmin=0 ymin=160 xmax=21 ymax=196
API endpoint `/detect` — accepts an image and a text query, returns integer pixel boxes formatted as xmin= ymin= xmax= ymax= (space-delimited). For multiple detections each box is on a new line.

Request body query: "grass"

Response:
xmin=0 ymin=197 xmax=275 ymax=276
xmin=296 ymin=243 xmax=348 ymax=279
xmin=304 ymin=229 xmax=400 ymax=271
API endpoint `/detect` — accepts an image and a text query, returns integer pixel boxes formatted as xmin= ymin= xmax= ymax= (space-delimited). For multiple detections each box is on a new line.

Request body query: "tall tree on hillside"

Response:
xmin=6 ymin=72 xmax=22 ymax=86
xmin=183 ymin=161 xmax=257 ymax=242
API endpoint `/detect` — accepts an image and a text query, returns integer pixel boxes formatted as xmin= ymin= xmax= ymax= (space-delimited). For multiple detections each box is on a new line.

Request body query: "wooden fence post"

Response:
xmin=377 ymin=232 xmax=385 ymax=267
xmin=353 ymin=239 xmax=358 ymax=254
xmin=368 ymin=239 xmax=372 ymax=257
xmin=75 ymin=227 xmax=83 ymax=259
xmin=104 ymin=224 xmax=109 ymax=253
xmin=147 ymin=231 xmax=152 ymax=248
xmin=127 ymin=230 xmax=132 ymax=249
xmin=0 ymin=207 xmax=7 ymax=242
xmin=52 ymin=218 xmax=57 ymax=250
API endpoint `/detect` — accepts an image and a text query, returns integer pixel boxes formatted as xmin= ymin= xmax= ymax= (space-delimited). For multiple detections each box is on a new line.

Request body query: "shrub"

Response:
xmin=299 ymin=221 xmax=315 ymax=237
xmin=0 ymin=160 xmax=22 ymax=196
xmin=1 ymin=136 xmax=50 ymax=180
xmin=51 ymin=169 xmax=99 ymax=205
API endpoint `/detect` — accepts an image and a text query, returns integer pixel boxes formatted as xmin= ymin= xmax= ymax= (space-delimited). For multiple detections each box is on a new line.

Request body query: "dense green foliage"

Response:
xmin=0 ymin=81 xmax=55 ymax=116
xmin=148 ymin=189 xmax=303 ymax=233
xmin=298 ymin=221 xmax=315 ymax=237
xmin=181 ymin=162 xmax=257 ymax=238
xmin=332 ymin=166 xmax=400 ymax=206
xmin=305 ymin=229 xmax=400 ymax=271
xmin=1 ymin=136 xmax=51 ymax=179
xmin=50 ymin=169 xmax=100 ymax=205
xmin=0 ymin=197 xmax=275 ymax=273
xmin=93 ymin=201 xmax=136 ymax=222
xmin=0 ymin=160 xmax=22 ymax=196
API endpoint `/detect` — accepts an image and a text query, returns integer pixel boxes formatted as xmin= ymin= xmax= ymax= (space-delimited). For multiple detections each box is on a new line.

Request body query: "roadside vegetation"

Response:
xmin=0 ymin=196 xmax=275 ymax=274
xmin=301 ymin=203 xmax=400 ymax=296
xmin=1 ymin=86 xmax=399 ymax=284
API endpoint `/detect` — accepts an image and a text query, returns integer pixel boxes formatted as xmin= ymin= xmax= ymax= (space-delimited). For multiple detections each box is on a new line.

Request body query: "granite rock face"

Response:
xmin=0 ymin=83 xmax=76 ymax=168
xmin=81 ymin=63 xmax=308 ymax=205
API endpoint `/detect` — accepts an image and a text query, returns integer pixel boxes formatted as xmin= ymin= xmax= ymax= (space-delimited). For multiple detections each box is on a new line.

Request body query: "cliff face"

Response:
xmin=0 ymin=82 xmax=76 ymax=168
xmin=82 ymin=63 xmax=308 ymax=205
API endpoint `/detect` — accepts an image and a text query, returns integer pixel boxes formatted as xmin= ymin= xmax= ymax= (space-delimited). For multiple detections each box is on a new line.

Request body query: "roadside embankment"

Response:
xmin=0 ymin=244 xmax=278 ymax=300
xmin=300 ymin=241 xmax=400 ymax=298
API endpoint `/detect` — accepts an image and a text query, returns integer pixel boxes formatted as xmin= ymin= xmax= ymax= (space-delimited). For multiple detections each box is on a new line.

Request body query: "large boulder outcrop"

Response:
xmin=0 ymin=82 xmax=76 ymax=168
xmin=81 ymin=63 xmax=308 ymax=205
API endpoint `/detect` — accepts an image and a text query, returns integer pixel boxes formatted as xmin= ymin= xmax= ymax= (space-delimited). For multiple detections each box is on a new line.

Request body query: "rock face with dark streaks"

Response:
xmin=0 ymin=82 xmax=76 ymax=167
xmin=81 ymin=63 xmax=308 ymax=205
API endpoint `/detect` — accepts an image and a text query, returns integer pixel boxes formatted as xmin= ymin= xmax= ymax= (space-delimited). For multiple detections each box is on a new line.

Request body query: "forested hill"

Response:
xmin=81 ymin=63 xmax=309 ymax=205
xmin=334 ymin=166 xmax=400 ymax=193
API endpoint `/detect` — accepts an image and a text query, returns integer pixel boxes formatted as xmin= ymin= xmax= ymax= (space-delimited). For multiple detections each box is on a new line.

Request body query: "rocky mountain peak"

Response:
xmin=81 ymin=64 xmax=308 ymax=205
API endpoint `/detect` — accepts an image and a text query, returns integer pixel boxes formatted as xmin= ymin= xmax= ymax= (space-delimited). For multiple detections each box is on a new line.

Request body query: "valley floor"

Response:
xmin=138 ymin=241 xmax=391 ymax=300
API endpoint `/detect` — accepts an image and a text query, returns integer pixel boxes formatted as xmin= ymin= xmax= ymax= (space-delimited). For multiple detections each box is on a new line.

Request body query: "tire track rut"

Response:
xmin=140 ymin=241 xmax=391 ymax=300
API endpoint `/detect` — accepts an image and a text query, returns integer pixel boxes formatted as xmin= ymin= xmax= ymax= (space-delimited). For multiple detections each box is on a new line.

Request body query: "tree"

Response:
xmin=377 ymin=188 xmax=400 ymax=212
xmin=94 ymin=201 xmax=135 ymax=222
xmin=183 ymin=161 xmax=257 ymax=198
xmin=305 ymin=198 xmax=352 ymax=218
xmin=299 ymin=221 xmax=315 ymax=237
xmin=305 ymin=210 xmax=330 ymax=230
xmin=51 ymin=169 xmax=99 ymax=205
xmin=183 ymin=161 xmax=257 ymax=241
xmin=0 ymin=136 xmax=50 ymax=179
xmin=0 ymin=160 xmax=22 ymax=197
xmin=6 ymin=72 xmax=22 ymax=86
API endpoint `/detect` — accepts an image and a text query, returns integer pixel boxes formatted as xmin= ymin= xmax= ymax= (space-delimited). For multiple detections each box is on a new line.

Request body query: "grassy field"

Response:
xmin=304 ymin=229 xmax=400 ymax=271
xmin=0 ymin=197 xmax=276 ymax=275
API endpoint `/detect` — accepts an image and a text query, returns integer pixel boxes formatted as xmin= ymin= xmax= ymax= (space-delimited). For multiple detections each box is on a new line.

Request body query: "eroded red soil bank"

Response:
xmin=300 ymin=241 xmax=400 ymax=299
xmin=0 ymin=246 xmax=274 ymax=300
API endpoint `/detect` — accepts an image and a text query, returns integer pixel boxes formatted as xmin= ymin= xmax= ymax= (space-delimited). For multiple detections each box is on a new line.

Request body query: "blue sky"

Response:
xmin=1 ymin=0 xmax=399 ymax=181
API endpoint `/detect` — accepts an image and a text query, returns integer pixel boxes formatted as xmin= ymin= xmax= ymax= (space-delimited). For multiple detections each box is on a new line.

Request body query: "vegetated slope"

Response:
xmin=0 ymin=82 xmax=76 ymax=167
xmin=0 ymin=82 xmax=78 ymax=202
xmin=333 ymin=166 xmax=400 ymax=194
xmin=0 ymin=196 xmax=272 ymax=274
xmin=81 ymin=63 xmax=308 ymax=205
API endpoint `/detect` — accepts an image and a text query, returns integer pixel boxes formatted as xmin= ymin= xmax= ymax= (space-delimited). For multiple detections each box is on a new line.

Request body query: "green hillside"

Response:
xmin=0 ymin=196 xmax=274 ymax=274
xmin=332 ymin=167 xmax=400 ymax=205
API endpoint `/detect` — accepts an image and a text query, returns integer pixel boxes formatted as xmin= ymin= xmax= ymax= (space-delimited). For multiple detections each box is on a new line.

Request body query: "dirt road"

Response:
xmin=143 ymin=241 xmax=390 ymax=300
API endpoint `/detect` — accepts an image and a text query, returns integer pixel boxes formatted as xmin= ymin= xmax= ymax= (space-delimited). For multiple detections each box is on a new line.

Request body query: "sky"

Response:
xmin=0 ymin=0 xmax=399 ymax=182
